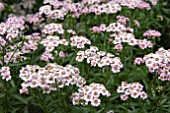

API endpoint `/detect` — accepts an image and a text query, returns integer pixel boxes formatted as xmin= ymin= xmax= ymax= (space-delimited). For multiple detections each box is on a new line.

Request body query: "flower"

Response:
xmin=91 ymin=98 xmax=101 ymax=107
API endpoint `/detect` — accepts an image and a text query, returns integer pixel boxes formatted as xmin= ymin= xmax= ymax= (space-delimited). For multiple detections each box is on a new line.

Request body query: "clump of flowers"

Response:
xmin=19 ymin=63 xmax=86 ymax=94
xmin=0 ymin=15 xmax=25 ymax=45
xmin=134 ymin=57 xmax=144 ymax=65
xmin=143 ymin=30 xmax=161 ymax=38
xmin=114 ymin=0 xmax=151 ymax=10
xmin=67 ymin=29 xmax=76 ymax=35
xmin=26 ymin=13 xmax=44 ymax=26
xmin=40 ymin=35 xmax=69 ymax=62
xmin=76 ymin=46 xmax=123 ymax=73
xmin=91 ymin=21 xmax=154 ymax=50
xmin=0 ymin=66 xmax=11 ymax=81
xmin=70 ymin=35 xmax=91 ymax=48
xmin=116 ymin=15 xmax=130 ymax=25
xmin=143 ymin=48 xmax=170 ymax=81
xmin=41 ymin=23 xmax=64 ymax=35
xmin=39 ymin=1 xmax=68 ymax=20
xmin=71 ymin=83 xmax=111 ymax=107
xmin=117 ymin=81 xmax=147 ymax=101
xmin=41 ymin=35 xmax=69 ymax=52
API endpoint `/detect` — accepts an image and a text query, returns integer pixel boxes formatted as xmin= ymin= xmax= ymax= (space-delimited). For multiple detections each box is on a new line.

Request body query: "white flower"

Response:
xmin=140 ymin=91 xmax=147 ymax=100
xmin=76 ymin=56 xmax=84 ymax=62
xmin=91 ymin=98 xmax=101 ymax=107
xmin=131 ymin=91 xmax=140 ymax=99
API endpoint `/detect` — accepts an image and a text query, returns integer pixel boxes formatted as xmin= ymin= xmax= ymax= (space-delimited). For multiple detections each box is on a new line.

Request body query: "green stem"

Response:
xmin=36 ymin=90 xmax=48 ymax=113
xmin=6 ymin=39 xmax=25 ymax=66
xmin=4 ymin=81 xmax=8 ymax=113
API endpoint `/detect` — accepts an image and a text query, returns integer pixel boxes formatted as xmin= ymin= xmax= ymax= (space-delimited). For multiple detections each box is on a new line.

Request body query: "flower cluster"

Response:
xmin=67 ymin=29 xmax=76 ymax=35
xmin=0 ymin=66 xmax=11 ymax=81
xmin=149 ymin=0 xmax=159 ymax=5
xmin=70 ymin=36 xmax=91 ymax=48
xmin=76 ymin=46 xmax=123 ymax=73
xmin=22 ymin=33 xmax=41 ymax=53
xmin=91 ymin=22 xmax=154 ymax=50
xmin=39 ymin=3 xmax=68 ymax=20
xmin=116 ymin=15 xmax=130 ymax=25
xmin=26 ymin=13 xmax=44 ymax=25
xmin=114 ymin=0 xmax=151 ymax=10
xmin=0 ymin=16 xmax=25 ymax=45
xmin=0 ymin=2 xmax=4 ymax=12
xmin=143 ymin=48 xmax=170 ymax=81
xmin=39 ymin=0 xmax=155 ymax=20
xmin=71 ymin=83 xmax=110 ymax=107
xmin=90 ymin=24 xmax=106 ymax=33
xmin=117 ymin=81 xmax=147 ymax=101
xmin=143 ymin=30 xmax=161 ymax=38
xmin=41 ymin=35 xmax=69 ymax=52
xmin=19 ymin=63 xmax=86 ymax=94
xmin=2 ymin=50 xmax=27 ymax=65
xmin=41 ymin=23 xmax=64 ymax=35
xmin=1 ymin=33 xmax=41 ymax=65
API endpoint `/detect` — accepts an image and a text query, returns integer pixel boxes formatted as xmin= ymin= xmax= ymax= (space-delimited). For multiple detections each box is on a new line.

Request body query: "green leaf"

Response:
xmin=0 ymin=93 xmax=5 ymax=98
xmin=159 ymin=98 xmax=168 ymax=106
xmin=11 ymin=94 xmax=28 ymax=104
xmin=10 ymin=80 xmax=15 ymax=87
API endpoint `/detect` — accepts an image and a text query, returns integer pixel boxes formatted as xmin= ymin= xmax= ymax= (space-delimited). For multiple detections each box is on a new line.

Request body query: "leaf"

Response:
xmin=159 ymin=98 xmax=168 ymax=106
xmin=0 ymin=93 xmax=5 ymax=98
xmin=10 ymin=80 xmax=16 ymax=87
xmin=97 ymin=107 xmax=105 ymax=113
xmin=9 ymin=61 xmax=28 ymax=67
xmin=11 ymin=94 xmax=28 ymax=104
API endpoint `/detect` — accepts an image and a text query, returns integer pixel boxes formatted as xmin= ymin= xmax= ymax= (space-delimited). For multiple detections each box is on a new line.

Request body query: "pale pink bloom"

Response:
xmin=120 ymin=94 xmax=128 ymax=101
xmin=143 ymin=30 xmax=161 ymax=37
xmin=140 ymin=91 xmax=147 ymax=100
xmin=91 ymin=98 xmax=101 ymax=106
xmin=134 ymin=57 xmax=144 ymax=65
xmin=113 ymin=44 xmax=123 ymax=51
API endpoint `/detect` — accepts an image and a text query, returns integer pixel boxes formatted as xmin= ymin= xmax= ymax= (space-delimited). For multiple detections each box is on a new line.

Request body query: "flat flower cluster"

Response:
xmin=41 ymin=35 xmax=69 ymax=52
xmin=0 ymin=66 xmax=11 ymax=81
xmin=70 ymin=35 xmax=91 ymax=48
xmin=91 ymin=21 xmax=154 ymax=50
xmin=41 ymin=23 xmax=64 ymax=35
xmin=22 ymin=33 xmax=41 ymax=53
xmin=116 ymin=15 xmax=130 ymax=25
xmin=0 ymin=15 xmax=25 ymax=47
xmin=39 ymin=0 xmax=121 ymax=19
xmin=1 ymin=33 xmax=41 ymax=65
xmin=39 ymin=1 xmax=68 ymax=20
xmin=26 ymin=13 xmax=44 ymax=26
xmin=76 ymin=46 xmax=123 ymax=73
xmin=40 ymin=35 xmax=69 ymax=62
xmin=114 ymin=0 xmax=151 ymax=10
xmin=71 ymin=83 xmax=111 ymax=107
xmin=39 ymin=0 xmax=156 ymax=20
xmin=19 ymin=63 xmax=86 ymax=94
xmin=117 ymin=82 xmax=147 ymax=101
xmin=143 ymin=48 xmax=170 ymax=81
xmin=143 ymin=30 xmax=161 ymax=38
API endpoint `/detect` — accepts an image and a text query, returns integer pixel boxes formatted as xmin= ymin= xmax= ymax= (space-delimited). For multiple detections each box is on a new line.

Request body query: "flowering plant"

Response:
xmin=0 ymin=0 xmax=169 ymax=113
